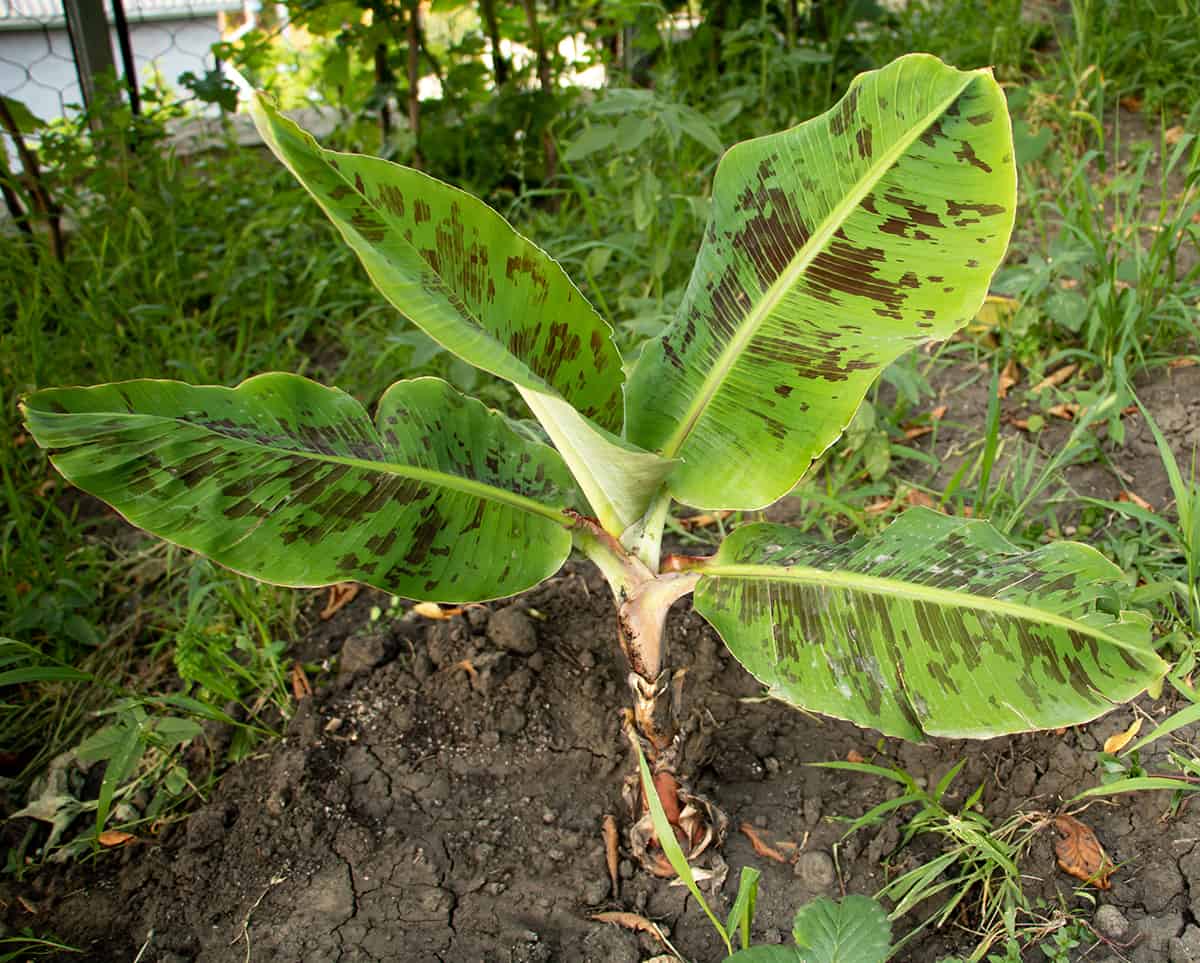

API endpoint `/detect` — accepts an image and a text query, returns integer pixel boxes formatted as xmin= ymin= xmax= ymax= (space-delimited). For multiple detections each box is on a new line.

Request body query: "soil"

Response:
xmin=5 ymin=365 xmax=1200 ymax=963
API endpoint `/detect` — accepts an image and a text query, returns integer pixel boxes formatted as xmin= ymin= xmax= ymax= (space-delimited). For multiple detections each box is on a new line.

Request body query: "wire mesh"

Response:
xmin=0 ymin=0 xmax=255 ymax=123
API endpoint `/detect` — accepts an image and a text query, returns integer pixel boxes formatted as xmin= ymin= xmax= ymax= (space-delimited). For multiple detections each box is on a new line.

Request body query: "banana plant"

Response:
xmin=22 ymin=55 xmax=1166 ymax=869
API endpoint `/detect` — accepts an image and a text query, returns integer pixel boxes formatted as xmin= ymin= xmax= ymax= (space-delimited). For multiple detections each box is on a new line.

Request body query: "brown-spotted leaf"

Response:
xmin=23 ymin=375 xmax=575 ymax=603
xmin=249 ymin=96 xmax=677 ymax=535
xmin=1054 ymin=814 xmax=1114 ymax=889
xmin=695 ymin=509 xmax=1166 ymax=739
xmin=626 ymin=54 xmax=1016 ymax=509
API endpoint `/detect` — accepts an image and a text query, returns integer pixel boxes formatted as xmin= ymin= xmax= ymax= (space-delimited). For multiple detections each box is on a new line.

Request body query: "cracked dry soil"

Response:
xmin=8 ymin=365 xmax=1200 ymax=963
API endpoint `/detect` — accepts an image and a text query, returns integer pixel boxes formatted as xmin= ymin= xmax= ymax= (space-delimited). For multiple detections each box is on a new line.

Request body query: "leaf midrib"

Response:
xmin=699 ymin=562 xmax=1153 ymax=658
xmin=661 ymin=70 xmax=979 ymax=459
xmin=59 ymin=410 xmax=572 ymax=527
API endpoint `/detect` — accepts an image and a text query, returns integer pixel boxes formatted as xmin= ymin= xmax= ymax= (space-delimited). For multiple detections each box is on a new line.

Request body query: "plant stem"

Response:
xmin=627 ymin=489 xmax=672 ymax=573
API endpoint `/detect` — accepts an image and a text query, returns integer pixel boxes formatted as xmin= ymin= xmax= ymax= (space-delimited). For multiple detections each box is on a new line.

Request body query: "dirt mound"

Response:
xmin=6 ymin=553 xmax=1200 ymax=962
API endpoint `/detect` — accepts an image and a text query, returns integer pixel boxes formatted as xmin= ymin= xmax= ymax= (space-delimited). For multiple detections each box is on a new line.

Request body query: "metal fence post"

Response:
xmin=62 ymin=0 xmax=118 ymax=121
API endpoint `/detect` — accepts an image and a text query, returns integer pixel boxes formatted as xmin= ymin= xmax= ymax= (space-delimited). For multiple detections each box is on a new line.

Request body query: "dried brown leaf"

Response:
xmin=998 ymin=359 xmax=1020 ymax=399
xmin=903 ymin=425 xmax=934 ymax=440
xmin=291 ymin=662 xmax=312 ymax=701
xmin=1118 ymin=490 xmax=1154 ymax=512
xmin=1032 ymin=364 xmax=1078 ymax=393
xmin=1103 ymin=717 xmax=1143 ymax=755
xmin=739 ymin=822 xmax=788 ymax=864
xmin=98 ymin=830 xmax=135 ymax=847
xmin=592 ymin=911 xmax=669 ymax=941
xmin=1054 ymin=814 xmax=1114 ymax=889
xmin=319 ymin=583 xmax=359 ymax=620
xmin=1047 ymin=403 xmax=1080 ymax=420
xmin=678 ymin=510 xmax=733 ymax=530
xmin=602 ymin=815 xmax=620 ymax=896
xmin=905 ymin=490 xmax=936 ymax=509
xmin=864 ymin=498 xmax=894 ymax=515
xmin=1169 ymin=358 xmax=1199 ymax=369
xmin=1120 ymin=95 xmax=1143 ymax=113
xmin=1165 ymin=125 xmax=1186 ymax=146
xmin=412 ymin=601 xmax=463 ymax=620
xmin=846 ymin=749 xmax=866 ymax=763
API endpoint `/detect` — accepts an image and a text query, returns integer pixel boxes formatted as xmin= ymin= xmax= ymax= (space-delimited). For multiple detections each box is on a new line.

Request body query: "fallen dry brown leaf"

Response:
xmin=1165 ymin=125 xmax=1186 ymax=146
xmin=998 ymin=359 xmax=1020 ymax=399
xmin=739 ymin=822 xmax=789 ymax=864
xmin=1054 ymin=814 xmax=1114 ymax=889
xmin=846 ymin=749 xmax=867 ymax=763
xmin=1047 ymin=403 xmax=1080 ymax=420
xmin=903 ymin=425 xmax=934 ymax=440
xmin=412 ymin=601 xmax=464 ymax=619
xmin=678 ymin=510 xmax=733 ymax=530
xmin=319 ymin=583 xmax=359 ymax=620
xmin=592 ymin=911 xmax=669 ymax=941
xmin=1118 ymin=490 xmax=1154 ymax=512
xmin=98 ymin=830 xmax=135 ymax=847
xmin=602 ymin=815 xmax=620 ymax=897
xmin=930 ymin=404 xmax=948 ymax=420
xmin=864 ymin=498 xmax=894 ymax=515
xmin=1032 ymin=364 xmax=1078 ymax=393
xmin=291 ymin=662 xmax=312 ymax=701
xmin=1103 ymin=718 xmax=1143 ymax=755
xmin=905 ymin=490 xmax=936 ymax=509
xmin=1119 ymin=95 xmax=1143 ymax=113
xmin=1168 ymin=358 xmax=1199 ymax=369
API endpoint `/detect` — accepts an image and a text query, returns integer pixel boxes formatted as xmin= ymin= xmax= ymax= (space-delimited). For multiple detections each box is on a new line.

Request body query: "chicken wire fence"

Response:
xmin=0 ymin=0 xmax=258 ymax=123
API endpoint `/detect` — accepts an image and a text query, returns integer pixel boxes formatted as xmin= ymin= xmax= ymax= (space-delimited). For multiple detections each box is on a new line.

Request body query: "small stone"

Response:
xmin=486 ymin=881 xmax=506 ymax=896
xmin=578 ymin=650 xmax=596 ymax=669
xmin=582 ymin=877 xmax=610 ymax=905
xmin=803 ymin=795 xmax=822 ymax=826
xmin=1095 ymin=905 xmax=1130 ymax=940
xmin=619 ymin=859 xmax=634 ymax=880
xmin=765 ymin=756 xmax=781 ymax=775
xmin=527 ymin=652 xmax=545 ymax=672
xmin=542 ymin=809 xmax=557 ymax=825
xmin=480 ymin=730 xmax=500 ymax=748
xmin=796 ymin=850 xmax=836 ymax=890
xmin=522 ymin=930 xmax=539 ymax=943
xmin=467 ymin=606 xmax=490 ymax=631
xmin=487 ymin=607 xmax=538 ymax=655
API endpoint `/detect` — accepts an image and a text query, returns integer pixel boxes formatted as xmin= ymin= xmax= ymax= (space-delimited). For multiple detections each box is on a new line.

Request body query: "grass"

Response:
xmin=2 ymin=0 xmax=1200 ymax=956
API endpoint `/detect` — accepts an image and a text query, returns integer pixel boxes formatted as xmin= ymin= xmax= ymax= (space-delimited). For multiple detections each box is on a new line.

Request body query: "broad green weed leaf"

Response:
xmin=250 ymin=95 xmax=673 ymax=533
xmin=566 ymin=124 xmax=618 ymax=162
xmin=23 ymin=374 xmax=574 ymax=602
xmin=792 ymin=895 xmax=891 ymax=963
xmin=695 ymin=509 xmax=1167 ymax=739
xmin=627 ymin=54 xmax=1016 ymax=509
